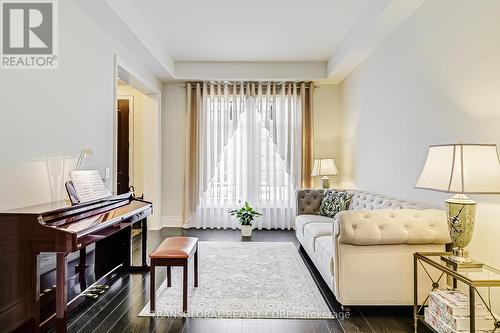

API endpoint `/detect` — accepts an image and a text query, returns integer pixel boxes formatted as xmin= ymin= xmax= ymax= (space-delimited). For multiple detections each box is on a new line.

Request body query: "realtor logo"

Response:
xmin=1 ymin=0 xmax=58 ymax=69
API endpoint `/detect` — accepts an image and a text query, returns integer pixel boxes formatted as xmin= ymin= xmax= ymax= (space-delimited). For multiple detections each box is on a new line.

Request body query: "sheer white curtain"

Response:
xmin=185 ymin=82 xmax=303 ymax=230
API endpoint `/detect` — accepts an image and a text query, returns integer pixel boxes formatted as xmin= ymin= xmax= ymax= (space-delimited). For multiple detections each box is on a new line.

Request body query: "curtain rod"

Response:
xmin=183 ymin=81 xmax=315 ymax=89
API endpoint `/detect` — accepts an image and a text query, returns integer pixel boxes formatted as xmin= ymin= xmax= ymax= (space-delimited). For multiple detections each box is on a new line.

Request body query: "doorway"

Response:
xmin=117 ymin=98 xmax=130 ymax=195
xmin=114 ymin=59 xmax=161 ymax=231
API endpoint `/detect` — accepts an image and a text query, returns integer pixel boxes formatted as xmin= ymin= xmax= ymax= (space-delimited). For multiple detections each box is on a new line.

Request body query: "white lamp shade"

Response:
xmin=82 ymin=148 xmax=93 ymax=156
xmin=311 ymin=158 xmax=339 ymax=177
xmin=415 ymin=143 xmax=500 ymax=194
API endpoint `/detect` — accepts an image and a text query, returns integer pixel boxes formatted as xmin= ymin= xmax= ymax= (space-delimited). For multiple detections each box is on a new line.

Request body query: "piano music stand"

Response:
xmin=64 ymin=181 xmax=80 ymax=205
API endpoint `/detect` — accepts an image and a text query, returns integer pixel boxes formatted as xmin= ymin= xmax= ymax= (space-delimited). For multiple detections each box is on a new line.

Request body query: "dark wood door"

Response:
xmin=117 ymin=99 xmax=130 ymax=195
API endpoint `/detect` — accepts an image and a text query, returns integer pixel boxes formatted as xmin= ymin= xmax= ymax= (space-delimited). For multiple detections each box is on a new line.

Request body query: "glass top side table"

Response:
xmin=413 ymin=252 xmax=500 ymax=332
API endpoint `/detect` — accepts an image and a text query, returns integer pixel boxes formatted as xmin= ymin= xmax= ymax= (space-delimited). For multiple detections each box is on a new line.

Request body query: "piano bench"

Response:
xmin=149 ymin=237 xmax=199 ymax=313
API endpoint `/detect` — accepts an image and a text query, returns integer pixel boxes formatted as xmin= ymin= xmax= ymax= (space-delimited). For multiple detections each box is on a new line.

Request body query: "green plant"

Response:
xmin=229 ymin=201 xmax=262 ymax=226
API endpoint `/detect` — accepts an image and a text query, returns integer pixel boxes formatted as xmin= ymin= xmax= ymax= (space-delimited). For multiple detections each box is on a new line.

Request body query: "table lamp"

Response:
xmin=415 ymin=143 xmax=500 ymax=265
xmin=311 ymin=158 xmax=339 ymax=189
xmin=75 ymin=148 xmax=93 ymax=171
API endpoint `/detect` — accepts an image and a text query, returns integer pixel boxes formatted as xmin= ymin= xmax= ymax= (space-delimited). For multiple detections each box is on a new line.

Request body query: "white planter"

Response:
xmin=241 ymin=225 xmax=253 ymax=237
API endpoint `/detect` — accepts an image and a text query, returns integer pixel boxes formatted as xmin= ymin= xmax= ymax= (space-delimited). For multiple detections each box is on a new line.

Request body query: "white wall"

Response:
xmin=141 ymin=93 xmax=161 ymax=229
xmin=0 ymin=0 xmax=161 ymax=211
xmin=340 ymin=0 xmax=500 ymax=304
xmin=312 ymin=84 xmax=342 ymax=188
xmin=161 ymin=84 xmax=187 ymax=227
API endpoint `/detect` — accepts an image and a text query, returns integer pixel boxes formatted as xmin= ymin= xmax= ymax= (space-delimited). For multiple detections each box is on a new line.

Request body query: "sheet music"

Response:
xmin=70 ymin=170 xmax=111 ymax=203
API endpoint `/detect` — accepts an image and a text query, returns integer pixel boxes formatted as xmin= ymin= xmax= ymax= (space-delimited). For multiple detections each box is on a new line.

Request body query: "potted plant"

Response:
xmin=229 ymin=201 xmax=262 ymax=237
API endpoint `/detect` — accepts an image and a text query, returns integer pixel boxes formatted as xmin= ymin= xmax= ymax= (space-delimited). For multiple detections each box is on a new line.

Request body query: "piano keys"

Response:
xmin=0 ymin=193 xmax=152 ymax=333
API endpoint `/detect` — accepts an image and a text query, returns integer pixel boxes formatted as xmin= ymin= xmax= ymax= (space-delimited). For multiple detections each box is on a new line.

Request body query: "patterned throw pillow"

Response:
xmin=318 ymin=190 xmax=353 ymax=218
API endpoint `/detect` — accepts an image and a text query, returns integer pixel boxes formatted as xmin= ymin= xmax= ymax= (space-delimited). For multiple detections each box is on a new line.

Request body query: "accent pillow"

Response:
xmin=318 ymin=190 xmax=352 ymax=218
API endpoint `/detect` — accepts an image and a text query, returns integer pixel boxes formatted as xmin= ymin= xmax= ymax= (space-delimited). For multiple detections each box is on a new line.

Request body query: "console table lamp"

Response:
xmin=415 ymin=143 xmax=500 ymax=265
xmin=311 ymin=158 xmax=339 ymax=189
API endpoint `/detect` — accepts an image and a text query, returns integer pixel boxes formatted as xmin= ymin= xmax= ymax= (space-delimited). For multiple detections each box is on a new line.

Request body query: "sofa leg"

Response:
xmin=341 ymin=305 xmax=351 ymax=312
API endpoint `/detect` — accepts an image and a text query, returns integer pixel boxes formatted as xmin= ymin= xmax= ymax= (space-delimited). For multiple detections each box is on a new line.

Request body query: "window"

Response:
xmin=204 ymin=96 xmax=292 ymax=208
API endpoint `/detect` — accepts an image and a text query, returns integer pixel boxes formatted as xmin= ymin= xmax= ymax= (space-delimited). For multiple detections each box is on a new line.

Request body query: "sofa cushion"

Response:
xmin=315 ymin=236 xmax=334 ymax=278
xmin=304 ymin=223 xmax=333 ymax=252
xmin=318 ymin=190 xmax=352 ymax=218
xmin=295 ymin=214 xmax=334 ymax=238
xmin=297 ymin=189 xmax=326 ymax=215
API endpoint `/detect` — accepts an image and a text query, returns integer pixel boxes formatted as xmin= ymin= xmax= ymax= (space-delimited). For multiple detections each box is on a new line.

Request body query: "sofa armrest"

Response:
xmin=296 ymin=189 xmax=326 ymax=216
xmin=336 ymin=209 xmax=451 ymax=245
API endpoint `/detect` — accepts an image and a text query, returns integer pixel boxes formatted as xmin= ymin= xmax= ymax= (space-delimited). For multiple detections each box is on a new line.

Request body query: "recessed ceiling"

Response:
xmin=129 ymin=0 xmax=368 ymax=62
xmin=81 ymin=0 xmax=424 ymax=82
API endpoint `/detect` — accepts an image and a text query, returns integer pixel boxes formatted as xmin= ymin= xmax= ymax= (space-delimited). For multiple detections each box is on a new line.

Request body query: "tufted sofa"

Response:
xmin=296 ymin=189 xmax=451 ymax=306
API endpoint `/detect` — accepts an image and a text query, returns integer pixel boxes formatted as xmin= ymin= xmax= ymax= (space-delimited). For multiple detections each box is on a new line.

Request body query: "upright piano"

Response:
xmin=0 ymin=193 xmax=152 ymax=333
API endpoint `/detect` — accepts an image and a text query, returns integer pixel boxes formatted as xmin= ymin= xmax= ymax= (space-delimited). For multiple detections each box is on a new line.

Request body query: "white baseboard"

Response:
xmin=161 ymin=216 xmax=183 ymax=228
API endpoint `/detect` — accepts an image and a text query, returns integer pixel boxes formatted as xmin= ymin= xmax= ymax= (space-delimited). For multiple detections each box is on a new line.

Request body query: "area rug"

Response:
xmin=139 ymin=241 xmax=333 ymax=319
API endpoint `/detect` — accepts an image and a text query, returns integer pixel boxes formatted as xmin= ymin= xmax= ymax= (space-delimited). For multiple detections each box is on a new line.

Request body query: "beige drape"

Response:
xmin=301 ymin=82 xmax=314 ymax=189
xmin=183 ymin=83 xmax=200 ymax=223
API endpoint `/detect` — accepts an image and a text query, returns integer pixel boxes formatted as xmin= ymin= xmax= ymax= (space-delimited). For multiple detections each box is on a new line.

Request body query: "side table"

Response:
xmin=414 ymin=252 xmax=500 ymax=332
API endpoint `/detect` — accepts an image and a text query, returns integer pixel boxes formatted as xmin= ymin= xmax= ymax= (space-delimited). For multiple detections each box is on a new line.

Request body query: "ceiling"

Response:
xmin=77 ymin=0 xmax=425 ymax=82
xmin=128 ymin=0 xmax=367 ymax=62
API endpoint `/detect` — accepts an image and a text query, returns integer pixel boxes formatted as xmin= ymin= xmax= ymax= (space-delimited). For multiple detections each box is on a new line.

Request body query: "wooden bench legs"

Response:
xmin=150 ymin=265 xmax=156 ymax=312
xmin=149 ymin=245 xmax=198 ymax=313
xmin=182 ymin=263 xmax=188 ymax=312
xmin=166 ymin=266 xmax=171 ymax=287
xmin=194 ymin=248 xmax=198 ymax=288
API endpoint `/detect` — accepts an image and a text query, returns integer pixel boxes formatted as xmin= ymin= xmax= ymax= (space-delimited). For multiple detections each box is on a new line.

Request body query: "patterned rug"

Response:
xmin=139 ymin=241 xmax=333 ymax=319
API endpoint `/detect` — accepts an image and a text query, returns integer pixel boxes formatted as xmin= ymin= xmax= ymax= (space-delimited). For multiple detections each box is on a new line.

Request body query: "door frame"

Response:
xmin=112 ymin=55 xmax=162 ymax=229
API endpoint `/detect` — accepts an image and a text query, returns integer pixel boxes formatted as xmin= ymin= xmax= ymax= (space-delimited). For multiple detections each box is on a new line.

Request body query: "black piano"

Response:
xmin=0 ymin=193 xmax=152 ymax=333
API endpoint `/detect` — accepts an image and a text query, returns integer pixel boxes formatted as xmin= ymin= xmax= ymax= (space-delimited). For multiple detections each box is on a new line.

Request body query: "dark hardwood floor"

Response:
xmin=59 ymin=228 xmax=431 ymax=333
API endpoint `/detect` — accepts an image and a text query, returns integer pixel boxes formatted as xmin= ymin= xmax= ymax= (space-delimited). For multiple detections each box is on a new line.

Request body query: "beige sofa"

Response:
xmin=295 ymin=189 xmax=451 ymax=306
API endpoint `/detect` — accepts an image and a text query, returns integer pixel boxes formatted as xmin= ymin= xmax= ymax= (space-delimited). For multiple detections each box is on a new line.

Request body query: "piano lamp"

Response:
xmin=311 ymin=158 xmax=339 ymax=189
xmin=415 ymin=143 xmax=500 ymax=266
xmin=75 ymin=148 xmax=93 ymax=170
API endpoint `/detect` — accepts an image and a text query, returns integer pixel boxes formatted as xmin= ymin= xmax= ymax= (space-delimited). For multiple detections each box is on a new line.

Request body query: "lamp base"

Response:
xmin=451 ymin=247 xmax=470 ymax=261
xmin=441 ymin=256 xmax=483 ymax=269
xmin=321 ymin=176 xmax=330 ymax=189
xmin=441 ymin=247 xmax=482 ymax=268
xmin=444 ymin=194 xmax=478 ymax=267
